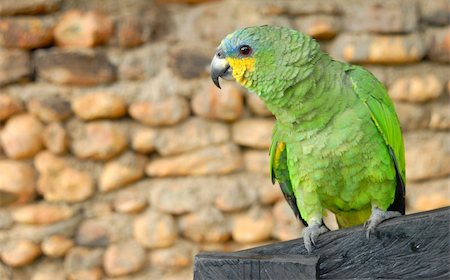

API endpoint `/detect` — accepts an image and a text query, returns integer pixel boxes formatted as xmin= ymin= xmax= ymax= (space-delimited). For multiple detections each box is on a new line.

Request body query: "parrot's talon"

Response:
xmin=364 ymin=207 xmax=401 ymax=240
xmin=303 ymin=221 xmax=329 ymax=253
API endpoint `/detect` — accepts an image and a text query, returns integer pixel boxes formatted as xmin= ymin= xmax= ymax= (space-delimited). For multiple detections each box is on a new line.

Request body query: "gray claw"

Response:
xmin=365 ymin=207 xmax=402 ymax=240
xmin=303 ymin=221 xmax=329 ymax=253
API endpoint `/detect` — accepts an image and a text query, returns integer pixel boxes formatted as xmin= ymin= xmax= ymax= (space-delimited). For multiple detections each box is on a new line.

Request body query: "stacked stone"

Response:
xmin=0 ymin=0 xmax=448 ymax=279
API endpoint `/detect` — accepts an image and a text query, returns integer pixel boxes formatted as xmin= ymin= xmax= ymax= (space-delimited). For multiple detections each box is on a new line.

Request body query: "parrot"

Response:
xmin=210 ymin=26 xmax=405 ymax=253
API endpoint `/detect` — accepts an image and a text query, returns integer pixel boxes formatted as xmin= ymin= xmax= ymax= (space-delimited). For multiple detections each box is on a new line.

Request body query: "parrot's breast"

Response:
xmin=284 ymin=104 xmax=397 ymax=214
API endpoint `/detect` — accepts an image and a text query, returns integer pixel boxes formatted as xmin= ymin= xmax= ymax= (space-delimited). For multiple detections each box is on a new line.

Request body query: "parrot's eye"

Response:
xmin=239 ymin=45 xmax=252 ymax=56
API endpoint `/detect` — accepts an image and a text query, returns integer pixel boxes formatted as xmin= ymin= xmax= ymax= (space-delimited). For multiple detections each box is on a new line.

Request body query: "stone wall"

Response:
xmin=0 ymin=0 xmax=449 ymax=279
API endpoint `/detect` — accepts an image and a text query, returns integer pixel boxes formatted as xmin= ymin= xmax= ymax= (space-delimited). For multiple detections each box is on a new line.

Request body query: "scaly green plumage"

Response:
xmin=217 ymin=26 xmax=405 ymax=229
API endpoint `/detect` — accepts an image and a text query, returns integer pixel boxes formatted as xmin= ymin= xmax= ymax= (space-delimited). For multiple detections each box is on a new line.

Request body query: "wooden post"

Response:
xmin=194 ymin=207 xmax=450 ymax=279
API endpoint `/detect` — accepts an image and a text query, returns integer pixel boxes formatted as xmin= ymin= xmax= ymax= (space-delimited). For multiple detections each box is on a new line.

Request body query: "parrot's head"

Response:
xmin=211 ymin=25 xmax=320 ymax=96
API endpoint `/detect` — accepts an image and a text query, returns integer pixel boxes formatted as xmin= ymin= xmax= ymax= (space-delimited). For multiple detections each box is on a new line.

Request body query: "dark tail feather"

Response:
xmin=387 ymin=146 xmax=405 ymax=215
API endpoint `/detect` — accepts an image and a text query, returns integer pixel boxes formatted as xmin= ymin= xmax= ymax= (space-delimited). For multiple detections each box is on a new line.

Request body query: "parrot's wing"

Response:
xmin=346 ymin=66 xmax=405 ymax=214
xmin=270 ymin=138 xmax=308 ymax=226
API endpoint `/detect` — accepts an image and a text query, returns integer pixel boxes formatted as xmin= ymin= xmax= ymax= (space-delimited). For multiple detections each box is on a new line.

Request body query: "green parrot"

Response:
xmin=210 ymin=26 xmax=405 ymax=252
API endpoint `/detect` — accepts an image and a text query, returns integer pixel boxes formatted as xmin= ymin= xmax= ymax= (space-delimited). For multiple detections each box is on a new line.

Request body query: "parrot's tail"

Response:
xmin=335 ymin=208 xmax=371 ymax=228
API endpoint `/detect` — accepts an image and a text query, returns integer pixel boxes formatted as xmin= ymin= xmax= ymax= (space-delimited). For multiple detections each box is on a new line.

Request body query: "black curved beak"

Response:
xmin=210 ymin=48 xmax=233 ymax=89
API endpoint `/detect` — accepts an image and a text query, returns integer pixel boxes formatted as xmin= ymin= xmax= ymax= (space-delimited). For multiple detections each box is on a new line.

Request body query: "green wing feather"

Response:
xmin=346 ymin=66 xmax=405 ymax=213
xmin=270 ymin=130 xmax=307 ymax=225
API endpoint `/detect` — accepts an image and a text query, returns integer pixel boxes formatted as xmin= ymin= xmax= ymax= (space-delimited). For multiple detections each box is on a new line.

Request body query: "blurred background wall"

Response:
xmin=0 ymin=0 xmax=448 ymax=279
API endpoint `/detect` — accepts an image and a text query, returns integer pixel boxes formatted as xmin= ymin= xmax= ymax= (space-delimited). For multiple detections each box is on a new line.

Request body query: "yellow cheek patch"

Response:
xmin=226 ymin=57 xmax=255 ymax=85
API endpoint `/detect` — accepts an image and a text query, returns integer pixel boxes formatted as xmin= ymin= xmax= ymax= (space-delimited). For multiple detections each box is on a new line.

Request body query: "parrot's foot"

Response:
xmin=364 ymin=207 xmax=401 ymax=239
xmin=303 ymin=221 xmax=329 ymax=253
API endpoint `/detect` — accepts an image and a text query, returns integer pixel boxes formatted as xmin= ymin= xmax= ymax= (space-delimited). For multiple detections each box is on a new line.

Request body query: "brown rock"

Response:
xmin=118 ymin=50 xmax=146 ymax=80
xmin=29 ymin=261 xmax=66 ymax=280
xmin=0 ymin=0 xmax=61 ymax=16
xmin=65 ymin=247 xmax=104 ymax=280
xmin=419 ymin=0 xmax=450 ymax=26
xmin=133 ymin=210 xmax=177 ymax=249
xmin=0 ymin=239 xmax=41 ymax=267
xmin=0 ymin=49 xmax=31 ymax=86
xmin=330 ymin=33 xmax=427 ymax=64
xmin=158 ymin=0 xmax=217 ymax=3
xmin=192 ymin=84 xmax=244 ymax=121
xmin=414 ymin=193 xmax=450 ymax=212
xmin=149 ymin=240 xmax=197 ymax=269
xmin=0 ymin=189 xmax=18 ymax=207
xmin=38 ymin=166 xmax=94 ymax=203
xmin=72 ymin=92 xmax=127 ymax=120
xmin=42 ymin=122 xmax=69 ymax=154
xmin=192 ymin=2 xmax=247 ymax=44
xmin=103 ymin=240 xmax=145 ymax=277
xmin=54 ymin=10 xmax=113 ymax=47
xmin=215 ymin=179 xmax=256 ymax=212
xmin=1 ymin=114 xmax=44 ymax=159
xmin=154 ymin=118 xmax=230 ymax=156
xmin=84 ymin=202 xmax=113 ymax=218
xmin=12 ymin=203 xmax=74 ymax=225
xmin=115 ymin=17 xmax=144 ymax=48
xmin=75 ymin=214 xmax=131 ymax=247
xmin=255 ymin=175 xmax=282 ymax=205
xmin=146 ymin=143 xmax=243 ymax=177
xmin=76 ymin=219 xmax=111 ymax=247
xmin=131 ymin=127 xmax=157 ymax=154
xmin=27 ymin=96 xmax=72 ymax=122
xmin=68 ymin=268 xmax=103 ymax=280
xmin=199 ymin=3 xmax=290 ymax=42
xmin=118 ymin=44 xmax=165 ymax=80
xmin=244 ymin=149 xmax=270 ymax=174
xmin=395 ymin=102 xmax=430 ymax=131
xmin=405 ymin=133 xmax=450 ymax=181
xmin=71 ymin=121 xmax=127 ymax=160
xmin=41 ymin=235 xmax=74 ymax=258
xmin=246 ymin=93 xmax=272 ymax=117
xmin=272 ymin=222 xmax=302 ymax=241
xmin=0 ymin=210 xmax=13 ymax=229
xmin=273 ymin=200 xmax=299 ymax=225
xmin=34 ymin=150 xmax=65 ymax=174
xmin=272 ymin=200 xmax=304 ymax=241
xmin=151 ymin=180 xmax=215 ymax=215
xmin=389 ymin=75 xmax=443 ymax=102
xmin=35 ymin=49 xmax=116 ymax=86
xmin=343 ymin=0 xmax=418 ymax=33
xmin=5 ymin=217 xmax=80 ymax=248
xmin=427 ymin=27 xmax=450 ymax=63
xmin=260 ymin=0 xmax=340 ymax=16
xmin=179 ymin=208 xmax=230 ymax=243
xmin=0 ymin=160 xmax=36 ymax=204
xmin=113 ymin=194 xmax=148 ymax=214
xmin=129 ymin=96 xmax=190 ymax=126
xmin=0 ymin=17 xmax=54 ymax=49
xmin=168 ymin=43 xmax=210 ymax=80
xmin=199 ymin=242 xmax=239 ymax=253
xmin=407 ymin=178 xmax=450 ymax=212
xmin=232 ymin=118 xmax=274 ymax=149
xmin=0 ymin=95 xmax=23 ymax=121
xmin=294 ymin=15 xmax=340 ymax=40
xmin=99 ymin=152 xmax=146 ymax=192
xmin=430 ymin=104 xmax=450 ymax=130
xmin=232 ymin=206 xmax=275 ymax=243
xmin=0 ymin=263 xmax=11 ymax=279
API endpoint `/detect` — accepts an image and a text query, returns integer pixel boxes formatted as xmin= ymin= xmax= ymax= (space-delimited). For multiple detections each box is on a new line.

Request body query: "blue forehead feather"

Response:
xmin=221 ymin=28 xmax=257 ymax=57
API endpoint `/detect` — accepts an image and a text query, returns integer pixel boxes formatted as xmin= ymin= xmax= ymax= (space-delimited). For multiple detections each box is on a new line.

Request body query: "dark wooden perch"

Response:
xmin=194 ymin=207 xmax=450 ymax=280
